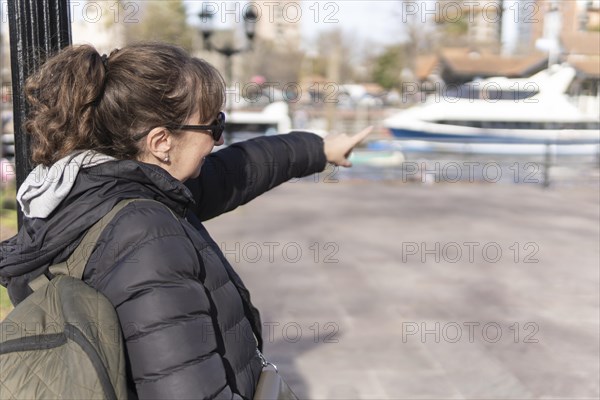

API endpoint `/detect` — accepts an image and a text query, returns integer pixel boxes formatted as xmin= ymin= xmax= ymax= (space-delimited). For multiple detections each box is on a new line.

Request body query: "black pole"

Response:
xmin=7 ymin=0 xmax=71 ymax=226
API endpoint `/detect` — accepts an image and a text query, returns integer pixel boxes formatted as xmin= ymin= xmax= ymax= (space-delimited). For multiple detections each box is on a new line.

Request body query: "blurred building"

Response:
xmin=559 ymin=0 xmax=600 ymax=110
xmin=463 ymin=0 xmax=503 ymax=51
xmin=253 ymin=0 xmax=302 ymax=51
xmin=510 ymin=0 xmax=599 ymax=59
xmin=234 ymin=1 xmax=304 ymax=88
xmin=504 ymin=0 xmax=543 ymax=55
xmin=516 ymin=0 xmax=600 ymax=99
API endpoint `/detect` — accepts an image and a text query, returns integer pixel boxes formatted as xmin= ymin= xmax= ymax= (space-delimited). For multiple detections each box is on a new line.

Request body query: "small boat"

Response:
xmin=225 ymin=102 xmax=291 ymax=144
xmin=384 ymin=64 xmax=600 ymax=145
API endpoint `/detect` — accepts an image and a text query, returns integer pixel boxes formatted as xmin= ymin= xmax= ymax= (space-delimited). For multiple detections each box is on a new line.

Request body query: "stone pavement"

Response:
xmin=204 ymin=180 xmax=600 ymax=399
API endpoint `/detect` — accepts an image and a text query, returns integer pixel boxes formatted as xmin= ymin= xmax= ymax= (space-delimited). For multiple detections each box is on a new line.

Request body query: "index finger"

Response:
xmin=351 ymin=126 xmax=373 ymax=146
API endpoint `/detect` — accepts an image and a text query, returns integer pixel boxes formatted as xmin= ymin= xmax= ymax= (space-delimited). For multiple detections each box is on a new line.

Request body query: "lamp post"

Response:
xmin=198 ymin=5 xmax=257 ymax=144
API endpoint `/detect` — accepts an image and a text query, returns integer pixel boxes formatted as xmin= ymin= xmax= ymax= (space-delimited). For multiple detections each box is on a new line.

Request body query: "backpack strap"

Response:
xmin=28 ymin=199 xmax=168 ymax=291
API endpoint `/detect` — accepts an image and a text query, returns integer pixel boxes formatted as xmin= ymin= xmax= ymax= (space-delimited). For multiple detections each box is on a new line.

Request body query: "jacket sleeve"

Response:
xmin=185 ymin=131 xmax=327 ymax=221
xmin=89 ymin=203 xmax=242 ymax=399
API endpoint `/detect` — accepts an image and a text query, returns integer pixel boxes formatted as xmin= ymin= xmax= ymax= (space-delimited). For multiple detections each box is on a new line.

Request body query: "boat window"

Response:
xmin=225 ymin=122 xmax=279 ymax=144
xmin=452 ymin=84 xmax=539 ymax=100
xmin=432 ymin=120 xmax=598 ymax=130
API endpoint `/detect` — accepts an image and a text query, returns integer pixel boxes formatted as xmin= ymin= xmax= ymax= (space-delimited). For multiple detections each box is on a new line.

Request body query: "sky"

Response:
xmin=184 ymin=0 xmax=404 ymax=50
xmin=0 ymin=1 xmax=401 ymax=47
xmin=182 ymin=0 xmax=546 ymax=55
xmin=3 ymin=0 xmax=585 ymax=56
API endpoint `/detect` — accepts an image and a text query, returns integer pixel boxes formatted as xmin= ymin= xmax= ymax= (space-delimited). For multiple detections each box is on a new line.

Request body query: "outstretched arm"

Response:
xmin=185 ymin=131 xmax=326 ymax=221
xmin=185 ymin=128 xmax=372 ymax=221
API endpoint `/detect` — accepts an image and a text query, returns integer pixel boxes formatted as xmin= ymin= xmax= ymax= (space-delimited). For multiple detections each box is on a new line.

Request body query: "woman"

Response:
xmin=0 ymin=43 xmax=369 ymax=399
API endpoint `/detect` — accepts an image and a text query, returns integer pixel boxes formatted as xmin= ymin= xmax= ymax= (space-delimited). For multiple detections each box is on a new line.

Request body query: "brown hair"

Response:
xmin=24 ymin=43 xmax=225 ymax=166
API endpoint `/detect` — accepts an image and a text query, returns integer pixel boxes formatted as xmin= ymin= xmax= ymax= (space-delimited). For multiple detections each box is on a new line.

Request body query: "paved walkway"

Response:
xmin=205 ymin=180 xmax=600 ymax=399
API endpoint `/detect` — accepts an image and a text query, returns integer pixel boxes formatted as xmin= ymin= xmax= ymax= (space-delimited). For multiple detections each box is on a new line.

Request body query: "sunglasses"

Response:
xmin=134 ymin=112 xmax=226 ymax=141
xmin=169 ymin=112 xmax=226 ymax=141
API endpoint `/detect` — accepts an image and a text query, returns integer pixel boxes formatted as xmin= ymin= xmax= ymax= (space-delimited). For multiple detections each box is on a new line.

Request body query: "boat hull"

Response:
xmin=389 ymin=126 xmax=600 ymax=145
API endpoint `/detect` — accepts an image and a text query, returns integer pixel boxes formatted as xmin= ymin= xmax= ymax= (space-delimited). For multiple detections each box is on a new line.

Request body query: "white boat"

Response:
xmin=225 ymin=102 xmax=291 ymax=144
xmin=384 ymin=64 xmax=600 ymax=145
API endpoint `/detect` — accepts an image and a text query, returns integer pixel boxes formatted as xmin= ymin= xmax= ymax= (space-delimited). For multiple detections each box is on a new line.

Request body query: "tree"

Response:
xmin=301 ymin=29 xmax=356 ymax=83
xmin=244 ymin=39 xmax=304 ymax=85
xmin=434 ymin=1 xmax=469 ymax=48
xmin=372 ymin=45 xmax=406 ymax=90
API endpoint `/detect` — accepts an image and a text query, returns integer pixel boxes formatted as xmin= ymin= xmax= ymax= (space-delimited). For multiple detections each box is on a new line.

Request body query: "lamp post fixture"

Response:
xmin=198 ymin=5 xmax=257 ymax=143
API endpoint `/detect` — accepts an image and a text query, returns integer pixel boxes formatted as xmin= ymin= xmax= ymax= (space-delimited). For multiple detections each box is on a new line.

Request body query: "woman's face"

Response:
xmin=168 ymin=111 xmax=225 ymax=182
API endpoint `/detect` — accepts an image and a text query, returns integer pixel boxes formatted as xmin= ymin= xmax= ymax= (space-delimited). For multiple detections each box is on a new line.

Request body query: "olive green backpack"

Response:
xmin=0 ymin=200 xmax=145 ymax=400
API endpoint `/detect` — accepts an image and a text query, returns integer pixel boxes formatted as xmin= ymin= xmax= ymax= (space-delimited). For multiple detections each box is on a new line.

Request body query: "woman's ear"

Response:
xmin=145 ymin=127 xmax=173 ymax=162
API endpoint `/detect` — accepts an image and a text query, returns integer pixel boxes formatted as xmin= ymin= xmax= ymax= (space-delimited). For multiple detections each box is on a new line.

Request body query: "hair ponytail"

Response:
xmin=25 ymin=43 xmax=225 ymax=166
xmin=24 ymin=45 xmax=107 ymax=166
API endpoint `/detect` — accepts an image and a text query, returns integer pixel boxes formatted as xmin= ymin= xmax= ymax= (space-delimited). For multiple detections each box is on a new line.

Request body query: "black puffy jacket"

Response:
xmin=0 ymin=132 xmax=327 ymax=399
